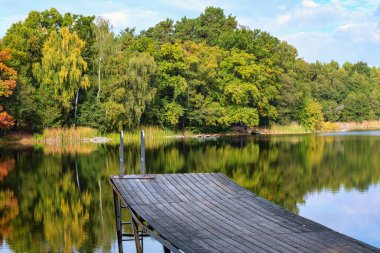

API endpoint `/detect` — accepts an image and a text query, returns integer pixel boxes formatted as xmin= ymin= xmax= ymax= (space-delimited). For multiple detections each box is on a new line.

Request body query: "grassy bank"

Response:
xmin=267 ymin=123 xmax=310 ymax=135
xmin=35 ymin=127 xmax=99 ymax=143
xmin=106 ymin=126 xmax=187 ymax=145
xmin=335 ymin=120 xmax=380 ymax=131
xmin=267 ymin=120 xmax=380 ymax=135
xmin=34 ymin=126 xmax=186 ymax=145
xmin=2 ymin=120 xmax=380 ymax=146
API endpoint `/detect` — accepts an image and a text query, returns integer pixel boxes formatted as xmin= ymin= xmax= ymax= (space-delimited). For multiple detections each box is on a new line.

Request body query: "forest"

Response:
xmin=1 ymin=7 xmax=380 ymax=134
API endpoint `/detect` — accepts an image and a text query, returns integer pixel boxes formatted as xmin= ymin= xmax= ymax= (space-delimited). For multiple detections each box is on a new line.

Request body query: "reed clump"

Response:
xmin=38 ymin=127 xmax=99 ymax=144
xmin=336 ymin=120 xmax=380 ymax=131
xmin=107 ymin=126 xmax=182 ymax=145
xmin=269 ymin=123 xmax=310 ymax=135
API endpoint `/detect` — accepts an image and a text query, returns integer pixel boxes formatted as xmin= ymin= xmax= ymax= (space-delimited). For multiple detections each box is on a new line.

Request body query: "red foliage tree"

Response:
xmin=0 ymin=49 xmax=17 ymax=129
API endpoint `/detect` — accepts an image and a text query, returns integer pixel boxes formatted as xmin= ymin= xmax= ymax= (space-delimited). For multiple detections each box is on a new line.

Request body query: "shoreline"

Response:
xmin=2 ymin=121 xmax=380 ymax=145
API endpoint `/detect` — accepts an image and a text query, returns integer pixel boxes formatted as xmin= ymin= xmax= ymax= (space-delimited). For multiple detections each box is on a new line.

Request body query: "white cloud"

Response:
xmin=283 ymin=25 xmax=380 ymax=65
xmin=302 ymin=0 xmax=318 ymax=8
xmin=240 ymin=0 xmax=380 ymax=65
xmin=276 ymin=13 xmax=292 ymax=24
xmin=161 ymin=0 xmax=232 ymax=12
xmin=161 ymin=0 xmax=208 ymax=12
xmin=336 ymin=22 xmax=380 ymax=43
xmin=271 ymin=4 xmax=342 ymax=30
xmin=101 ymin=9 xmax=160 ymax=33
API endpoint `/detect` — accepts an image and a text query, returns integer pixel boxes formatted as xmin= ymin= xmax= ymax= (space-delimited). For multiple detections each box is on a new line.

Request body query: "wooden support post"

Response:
xmin=132 ymin=217 xmax=143 ymax=253
xmin=113 ymin=190 xmax=123 ymax=253
xmin=140 ymin=130 xmax=146 ymax=175
xmin=120 ymin=130 xmax=124 ymax=176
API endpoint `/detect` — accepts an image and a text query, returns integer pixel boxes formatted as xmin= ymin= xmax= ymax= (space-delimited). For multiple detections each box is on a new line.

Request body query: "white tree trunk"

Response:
xmin=74 ymin=87 xmax=80 ymax=127
xmin=97 ymin=57 xmax=102 ymax=99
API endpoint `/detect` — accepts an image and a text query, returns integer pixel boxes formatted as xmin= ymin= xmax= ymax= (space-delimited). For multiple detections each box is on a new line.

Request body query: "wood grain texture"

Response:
xmin=110 ymin=173 xmax=379 ymax=253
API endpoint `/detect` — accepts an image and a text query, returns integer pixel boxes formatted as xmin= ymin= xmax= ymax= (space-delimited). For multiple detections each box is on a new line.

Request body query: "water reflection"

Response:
xmin=299 ymin=184 xmax=380 ymax=248
xmin=0 ymin=131 xmax=379 ymax=252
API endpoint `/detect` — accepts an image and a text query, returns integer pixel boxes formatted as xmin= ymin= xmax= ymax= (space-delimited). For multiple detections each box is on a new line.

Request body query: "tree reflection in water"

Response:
xmin=0 ymin=133 xmax=379 ymax=252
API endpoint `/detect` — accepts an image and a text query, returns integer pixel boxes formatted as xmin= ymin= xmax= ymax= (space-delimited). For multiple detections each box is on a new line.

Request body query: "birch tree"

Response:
xmin=93 ymin=17 xmax=113 ymax=99
xmin=35 ymin=27 xmax=90 ymax=126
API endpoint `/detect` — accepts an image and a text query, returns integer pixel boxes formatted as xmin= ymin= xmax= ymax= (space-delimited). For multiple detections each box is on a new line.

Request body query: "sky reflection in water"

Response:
xmin=299 ymin=184 xmax=380 ymax=248
xmin=0 ymin=131 xmax=379 ymax=252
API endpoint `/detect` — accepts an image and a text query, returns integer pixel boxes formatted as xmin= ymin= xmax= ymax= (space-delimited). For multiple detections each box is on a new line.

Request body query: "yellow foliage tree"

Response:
xmin=35 ymin=27 xmax=90 ymax=126
xmin=301 ymin=99 xmax=324 ymax=131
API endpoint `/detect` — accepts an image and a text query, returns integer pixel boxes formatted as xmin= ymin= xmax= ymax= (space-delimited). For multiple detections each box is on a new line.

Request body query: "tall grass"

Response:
xmin=270 ymin=123 xmax=310 ymax=134
xmin=336 ymin=120 xmax=380 ymax=131
xmin=270 ymin=120 xmax=380 ymax=134
xmin=107 ymin=126 xmax=183 ymax=144
xmin=37 ymin=127 xmax=99 ymax=144
xmin=37 ymin=126 xmax=184 ymax=145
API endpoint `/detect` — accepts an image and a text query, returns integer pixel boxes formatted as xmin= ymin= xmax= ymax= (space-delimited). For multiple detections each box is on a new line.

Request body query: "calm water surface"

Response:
xmin=0 ymin=131 xmax=379 ymax=252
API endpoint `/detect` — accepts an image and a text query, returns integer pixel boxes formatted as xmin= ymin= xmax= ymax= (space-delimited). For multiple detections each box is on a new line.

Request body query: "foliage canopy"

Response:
xmin=1 ymin=7 xmax=380 ymax=133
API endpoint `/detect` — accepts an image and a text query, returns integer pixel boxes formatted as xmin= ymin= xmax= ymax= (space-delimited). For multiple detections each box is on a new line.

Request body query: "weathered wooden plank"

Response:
xmin=211 ymin=174 xmax=328 ymax=233
xmin=195 ymin=199 xmax=309 ymax=253
xmin=155 ymin=174 xmax=189 ymax=202
xmin=132 ymin=205 xmax=197 ymax=253
xmin=129 ymin=176 xmax=230 ymax=252
xmin=169 ymin=201 xmax=250 ymax=252
xmin=119 ymin=178 xmax=147 ymax=205
xmin=110 ymin=173 xmax=379 ymax=253
xmin=150 ymin=176 xmax=182 ymax=203
xmin=178 ymin=200 xmax=280 ymax=253
xmin=198 ymin=198 xmax=318 ymax=253
xmin=205 ymin=177 xmax=361 ymax=251
xmin=169 ymin=201 xmax=266 ymax=253
xmin=188 ymin=174 xmax=316 ymax=252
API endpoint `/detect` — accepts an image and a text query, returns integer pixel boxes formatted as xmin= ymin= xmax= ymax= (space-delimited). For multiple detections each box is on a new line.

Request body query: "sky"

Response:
xmin=298 ymin=184 xmax=380 ymax=248
xmin=1 ymin=0 xmax=380 ymax=65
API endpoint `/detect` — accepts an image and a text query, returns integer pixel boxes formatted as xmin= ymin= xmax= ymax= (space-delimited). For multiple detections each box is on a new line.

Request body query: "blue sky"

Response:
xmin=1 ymin=0 xmax=380 ymax=65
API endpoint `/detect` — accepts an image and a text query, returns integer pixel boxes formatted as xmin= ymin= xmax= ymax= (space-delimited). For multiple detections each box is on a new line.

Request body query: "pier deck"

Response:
xmin=110 ymin=173 xmax=379 ymax=253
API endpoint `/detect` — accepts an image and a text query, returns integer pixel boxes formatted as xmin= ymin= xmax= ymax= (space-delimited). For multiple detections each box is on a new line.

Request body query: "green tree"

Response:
xmin=150 ymin=41 xmax=188 ymax=128
xmin=174 ymin=7 xmax=237 ymax=45
xmin=2 ymin=7 xmax=380 ymax=133
xmin=301 ymin=99 xmax=324 ymax=131
xmin=218 ymin=49 xmax=263 ymax=128
xmin=276 ymin=59 xmax=311 ymax=124
xmin=141 ymin=18 xmax=174 ymax=43
xmin=341 ymin=92 xmax=371 ymax=121
xmin=93 ymin=17 xmax=114 ymax=99
xmin=102 ymin=51 xmax=157 ymax=130
xmin=34 ymin=27 xmax=90 ymax=126
xmin=1 ymin=9 xmax=95 ymax=130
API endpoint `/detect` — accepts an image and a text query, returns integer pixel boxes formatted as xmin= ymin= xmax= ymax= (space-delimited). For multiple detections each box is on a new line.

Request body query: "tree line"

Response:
xmin=0 ymin=7 xmax=379 ymax=133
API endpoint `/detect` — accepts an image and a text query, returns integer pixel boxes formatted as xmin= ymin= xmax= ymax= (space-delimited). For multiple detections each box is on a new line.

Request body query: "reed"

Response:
xmin=269 ymin=123 xmax=310 ymax=134
xmin=38 ymin=127 xmax=99 ymax=144
xmin=107 ymin=126 xmax=182 ymax=144
xmin=336 ymin=120 xmax=380 ymax=131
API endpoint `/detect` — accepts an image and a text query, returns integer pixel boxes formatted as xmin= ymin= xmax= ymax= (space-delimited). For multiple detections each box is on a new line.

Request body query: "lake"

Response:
xmin=0 ymin=131 xmax=379 ymax=252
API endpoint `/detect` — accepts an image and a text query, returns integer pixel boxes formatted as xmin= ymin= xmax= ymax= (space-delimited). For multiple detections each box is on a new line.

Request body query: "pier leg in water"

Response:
xmin=132 ymin=217 xmax=143 ymax=253
xmin=113 ymin=190 xmax=123 ymax=253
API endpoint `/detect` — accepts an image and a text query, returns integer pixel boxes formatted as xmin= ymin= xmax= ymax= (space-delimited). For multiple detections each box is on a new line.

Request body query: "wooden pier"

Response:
xmin=110 ymin=173 xmax=379 ymax=253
